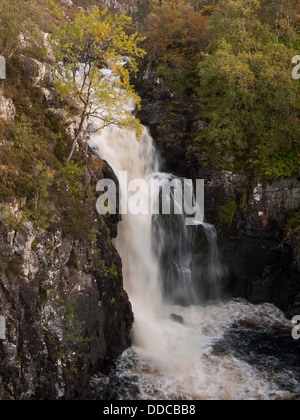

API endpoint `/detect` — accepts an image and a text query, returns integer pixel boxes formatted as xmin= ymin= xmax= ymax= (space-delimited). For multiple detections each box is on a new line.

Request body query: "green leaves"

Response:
xmin=198 ymin=0 xmax=300 ymax=178
xmin=13 ymin=114 xmax=33 ymax=151
xmin=51 ymin=7 xmax=146 ymax=160
xmin=141 ymin=0 xmax=208 ymax=98
xmin=254 ymin=146 xmax=299 ymax=178
xmin=0 ymin=0 xmax=43 ymax=57
xmin=218 ymin=200 xmax=238 ymax=228
xmin=208 ymin=0 xmax=271 ymax=54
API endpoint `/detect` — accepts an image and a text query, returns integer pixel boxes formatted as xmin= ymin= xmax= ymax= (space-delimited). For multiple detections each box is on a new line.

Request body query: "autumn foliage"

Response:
xmin=140 ymin=0 xmax=209 ymax=96
xmin=143 ymin=0 xmax=208 ymax=65
xmin=52 ymin=7 xmax=146 ymax=161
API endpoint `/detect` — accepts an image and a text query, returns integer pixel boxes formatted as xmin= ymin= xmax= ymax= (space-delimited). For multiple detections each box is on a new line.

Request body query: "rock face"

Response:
xmin=99 ymin=0 xmax=138 ymax=15
xmin=198 ymin=168 xmax=300 ymax=313
xmin=0 ymin=157 xmax=133 ymax=400
xmin=0 ymin=56 xmax=6 ymax=80
xmin=136 ymin=73 xmax=199 ymax=179
xmin=198 ymin=173 xmax=300 ymax=317
xmin=226 ymin=177 xmax=300 ymax=317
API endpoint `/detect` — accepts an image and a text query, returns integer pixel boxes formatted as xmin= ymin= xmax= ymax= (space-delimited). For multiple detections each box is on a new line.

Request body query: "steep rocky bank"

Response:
xmin=0 ymin=157 xmax=133 ymax=400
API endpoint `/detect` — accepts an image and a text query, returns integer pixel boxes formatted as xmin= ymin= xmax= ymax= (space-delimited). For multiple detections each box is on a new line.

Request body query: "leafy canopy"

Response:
xmin=141 ymin=0 xmax=208 ymax=97
xmin=143 ymin=0 xmax=208 ymax=64
xmin=52 ymin=7 xmax=146 ymax=160
xmin=198 ymin=0 xmax=300 ymax=178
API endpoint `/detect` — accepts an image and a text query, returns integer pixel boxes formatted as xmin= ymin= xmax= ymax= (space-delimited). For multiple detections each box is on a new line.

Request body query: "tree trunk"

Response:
xmin=66 ymin=115 xmax=86 ymax=162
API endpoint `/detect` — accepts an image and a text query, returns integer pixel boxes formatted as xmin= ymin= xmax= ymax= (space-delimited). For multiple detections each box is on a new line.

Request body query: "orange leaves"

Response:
xmin=184 ymin=12 xmax=209 ymax=42
xmin=142 ymin=0 xmax=209 ymax=64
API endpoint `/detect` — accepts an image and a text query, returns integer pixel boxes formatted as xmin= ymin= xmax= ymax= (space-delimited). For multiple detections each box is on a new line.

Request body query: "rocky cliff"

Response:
xmin=0 ymin=157 xmax=133 ymax=400
xmin=0 ymin=0 xmax=298 ymax=400
xmin=0 ymin=1 xmax=139 ymax=399
xmin=204 ymin=171 xmax=300 ymax=317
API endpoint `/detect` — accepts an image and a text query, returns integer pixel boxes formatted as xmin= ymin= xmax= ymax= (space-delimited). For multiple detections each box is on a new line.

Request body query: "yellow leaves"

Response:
xmin=36 ymin=162 xmax=55 ymax=184
xmin=52 ymin=6 xmax=146 ymax=146
xmin=47 ymin=170 xmax=55 ymax=181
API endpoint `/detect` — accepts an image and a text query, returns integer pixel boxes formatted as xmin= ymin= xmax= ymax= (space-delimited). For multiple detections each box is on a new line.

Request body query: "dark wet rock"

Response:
xmin=212 ymin=321 xmax=300 ymax=396
xmin=224 ymin=177 xmax=300 ymax=317
xmin=92 ymin=373 xmax=141 ymax=401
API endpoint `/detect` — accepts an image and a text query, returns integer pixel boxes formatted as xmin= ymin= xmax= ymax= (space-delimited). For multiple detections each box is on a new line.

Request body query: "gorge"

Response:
xmin=0 ymin=0 xmax=299 ymax=401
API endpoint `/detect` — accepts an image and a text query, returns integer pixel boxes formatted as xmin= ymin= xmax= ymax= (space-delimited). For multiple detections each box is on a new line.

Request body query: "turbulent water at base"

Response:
xmin=89 ymin=126 xmax=300 ymax=400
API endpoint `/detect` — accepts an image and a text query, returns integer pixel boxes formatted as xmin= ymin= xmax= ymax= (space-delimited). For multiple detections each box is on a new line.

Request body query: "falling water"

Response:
xmin=89 ymin=125 xmax=300 ymax=400
xmin=89 ymin=125 xmax=222 ymax=344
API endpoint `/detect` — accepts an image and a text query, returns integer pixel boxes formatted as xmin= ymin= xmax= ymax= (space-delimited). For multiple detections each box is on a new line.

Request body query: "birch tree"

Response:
xmin=52 ymin=7 xmax=146 ymax=162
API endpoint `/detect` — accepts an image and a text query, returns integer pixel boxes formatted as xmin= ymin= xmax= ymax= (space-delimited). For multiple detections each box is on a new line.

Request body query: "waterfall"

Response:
xmin=152 ymin=192 xmax=224 ymax=306
xmin=90 ymin=126 xmax=162 ymax=352
xmin=88 ymin=124 xmax=299 ymax=402
xmin=87 ymin=76 xmax=299 ymax=400
xmin=89 ymin=124 xmax=223 ymax=352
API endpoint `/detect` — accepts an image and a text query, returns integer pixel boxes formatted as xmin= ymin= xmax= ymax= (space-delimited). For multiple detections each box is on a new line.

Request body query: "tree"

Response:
xmin=142 ymin=0 xmax=208 ymax=62
xmin=52 ymin=7 xmax=146 ymax=162
xmin=198 ymin=0 xmax=300 ymax=177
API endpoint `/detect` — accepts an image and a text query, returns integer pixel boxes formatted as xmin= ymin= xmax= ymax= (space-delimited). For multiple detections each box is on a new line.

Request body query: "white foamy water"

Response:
xmin=90 ymin=126 xmax=164 ymax=351
xmin=90 ymin=299 xmax=298 ymax=400
xmin=89 ymin=125 xmax=299 ymax=401
xmin=126 ymin=300 xmax=296 ymax=400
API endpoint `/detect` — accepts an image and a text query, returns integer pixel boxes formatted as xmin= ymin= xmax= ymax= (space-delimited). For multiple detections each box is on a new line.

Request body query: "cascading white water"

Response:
xmin=89 ymin=124 xmax=222 ymax=349
xmin=89 ymin=126 xmax=164 ymax=352
xmin=89 ymin=125 xmax=299 ymax=401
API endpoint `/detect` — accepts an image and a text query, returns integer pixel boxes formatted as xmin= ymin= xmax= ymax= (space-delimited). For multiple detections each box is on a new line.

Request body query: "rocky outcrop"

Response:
xmin=135 ymin=62 xmax=205 ymax=183
xmin=0 ymin=157 xmax=133 ymax=400
xmin=135 ymin=64 xmax=300 ymax=317
xmin=0 ymin=88 xmax=15 ymax=123
xmin=193 ymin=169 xmax=300 ymax=316
xmin=99 ymin=0 xmax=138 ymax=15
